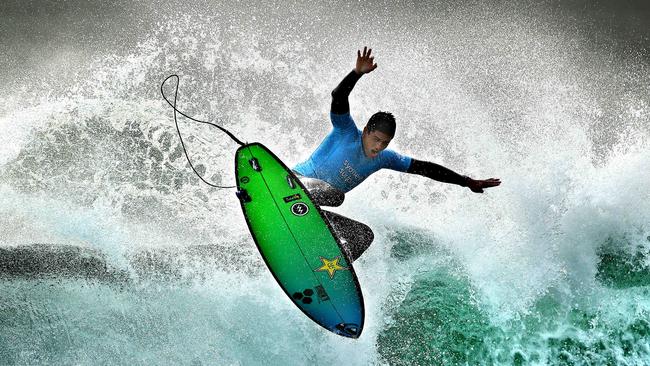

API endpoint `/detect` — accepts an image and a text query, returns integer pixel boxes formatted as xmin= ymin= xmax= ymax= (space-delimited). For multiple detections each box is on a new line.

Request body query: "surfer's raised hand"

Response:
xmin=467 ymin=178 xmax=501 ymax=193
xmin=355 ymin=46 xmax=378 ymax=75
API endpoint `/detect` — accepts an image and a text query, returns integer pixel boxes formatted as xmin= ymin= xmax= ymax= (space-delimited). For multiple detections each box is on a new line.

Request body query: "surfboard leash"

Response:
xmin=160 ymin=74 xmax=244 ymax=189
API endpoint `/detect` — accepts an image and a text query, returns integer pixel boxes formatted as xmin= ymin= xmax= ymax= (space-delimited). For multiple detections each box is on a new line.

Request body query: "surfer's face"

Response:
xmin=362 ymin=128 xmax=393 ymax=158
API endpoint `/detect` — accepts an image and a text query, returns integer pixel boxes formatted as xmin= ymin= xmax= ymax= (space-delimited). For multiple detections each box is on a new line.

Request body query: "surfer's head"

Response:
xmin=362 ymin=111 xmax=395 ymax=158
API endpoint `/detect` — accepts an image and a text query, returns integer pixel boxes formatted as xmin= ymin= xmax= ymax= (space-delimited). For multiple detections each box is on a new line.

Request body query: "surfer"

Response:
xmin=293 ymin=46 xmax=501 ymax=262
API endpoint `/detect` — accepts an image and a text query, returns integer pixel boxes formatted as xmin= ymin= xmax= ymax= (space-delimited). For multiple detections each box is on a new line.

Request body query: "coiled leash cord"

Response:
xmin=160 ymin=74 xmax=245 ymax=189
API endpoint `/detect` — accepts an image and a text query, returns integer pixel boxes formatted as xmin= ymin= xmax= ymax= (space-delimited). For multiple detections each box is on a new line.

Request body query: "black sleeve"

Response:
xmin=406 ymin=158 xmax=469 ymax=187
xmin=330 ymin=70 xmax=363 ymax=115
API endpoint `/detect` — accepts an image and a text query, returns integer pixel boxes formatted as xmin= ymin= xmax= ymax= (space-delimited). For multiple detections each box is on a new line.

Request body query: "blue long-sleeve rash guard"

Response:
xmin=294 ymin=112 xmax=411 ymax=193
xmin=294 ymin=69 xmax=469 ymax=193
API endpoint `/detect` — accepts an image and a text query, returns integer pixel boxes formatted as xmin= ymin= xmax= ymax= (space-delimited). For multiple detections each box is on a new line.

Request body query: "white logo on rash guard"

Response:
xmin=339 ymin=160 xmax=363 ymax=188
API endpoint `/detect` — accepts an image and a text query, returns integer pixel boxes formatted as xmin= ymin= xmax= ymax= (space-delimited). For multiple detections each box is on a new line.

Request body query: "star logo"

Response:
xmin=314 ymin=256 xmax=349 ymax=279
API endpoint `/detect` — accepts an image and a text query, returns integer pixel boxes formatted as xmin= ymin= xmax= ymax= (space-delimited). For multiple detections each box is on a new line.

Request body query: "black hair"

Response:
xmin=365 ymin=111 xmax=396 ymax=137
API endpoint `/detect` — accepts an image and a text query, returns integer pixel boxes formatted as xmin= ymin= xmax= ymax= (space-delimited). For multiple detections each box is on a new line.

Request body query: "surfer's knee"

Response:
xmin=305 ymin=178 xmax=344 ymax=207
xmin=316 ymin=180 xmax=344 ymax=207
xmin=362 ymin=225 xmax=374 ymax=245
xmin=329 ymin=189 xmax=345 ymax=207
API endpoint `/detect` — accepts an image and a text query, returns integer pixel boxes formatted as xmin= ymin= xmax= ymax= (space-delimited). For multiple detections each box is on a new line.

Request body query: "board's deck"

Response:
xmin=235 ymin=143 xmax=364 ymax=338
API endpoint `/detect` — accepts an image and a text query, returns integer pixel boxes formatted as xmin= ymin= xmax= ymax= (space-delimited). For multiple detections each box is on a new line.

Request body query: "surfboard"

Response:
xmin=234 ymin=143 xmax=364 ymax=338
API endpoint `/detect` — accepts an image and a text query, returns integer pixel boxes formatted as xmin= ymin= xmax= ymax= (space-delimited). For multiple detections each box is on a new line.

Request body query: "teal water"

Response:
xmin=379 ymin=233 xmax=650 ymax=365
xmin=1 ymin=231 xmax=649 ymax=365
xmin=2 ymin=0 xmax=650 ymax=364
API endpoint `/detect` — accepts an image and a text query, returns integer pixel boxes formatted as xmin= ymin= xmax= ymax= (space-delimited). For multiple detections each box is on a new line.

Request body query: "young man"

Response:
xmin=293 ymin=47 xmax=501 ymax=262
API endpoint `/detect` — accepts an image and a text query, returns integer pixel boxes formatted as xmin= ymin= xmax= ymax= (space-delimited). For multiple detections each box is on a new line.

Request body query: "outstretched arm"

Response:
xmin=331 ymin=46 xmax=378 ymax=114
xmin=407 ymin=159 xmax=501 ymax=193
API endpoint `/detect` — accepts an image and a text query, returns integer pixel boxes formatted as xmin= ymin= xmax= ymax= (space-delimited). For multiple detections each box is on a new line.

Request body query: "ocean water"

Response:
xmin=1 ymin=0 xmax=649 ymax=364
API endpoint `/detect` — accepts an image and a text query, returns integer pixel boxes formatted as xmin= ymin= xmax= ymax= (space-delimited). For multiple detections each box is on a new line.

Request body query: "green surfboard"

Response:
xmin=234 ymin=143 xmax=364 ymax=338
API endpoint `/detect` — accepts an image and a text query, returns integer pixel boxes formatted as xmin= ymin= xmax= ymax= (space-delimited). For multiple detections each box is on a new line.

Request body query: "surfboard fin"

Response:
xmin=236 ymin=189 xmax=252 ymax=203
xmin=335 ymin=323 xmax=361 ymax=338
